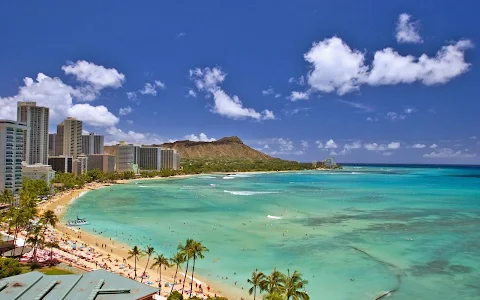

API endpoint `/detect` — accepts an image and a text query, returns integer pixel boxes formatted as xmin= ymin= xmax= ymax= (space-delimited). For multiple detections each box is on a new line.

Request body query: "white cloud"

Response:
xmin=386 ymin=112 xmax=406 ymax=121
xmin=288 ymin=76 xmax=306 ymax=85
xmin=367 ymin=40 xmax=473 ymax=86
xmin=262 ymin=88 xmax=274 ymax=95
xmin=176 ymin=32 xmax=186 ymax=39
xmin=305 ymin=37 xmax=368 ymax=95
xmin=430 ymin=144 xmax=438 ymax=149
xmin=119 ymin=106 xmax=133 ymax=116
xmin=274 ymin=93 xmax=282 ymax=98
xmin=62 ymin=60 xmax=125 ymax=90
xmin=105 ymin=127 xmax=163 ymax=145
xmin=140 ymin=80 xmax=166 ymax=96
xmin=263 ymin=145 xmax=269 ymax=149
xmin=383 ymin=152 xmax=393 ymax=156
xmin=190 ymin=67 xmax=275 ymax=120
xmin=126 ymin=120 xmax=133 ymax=124
xmin=302 ymin=36 xmax=473 ymax=95
xmin=288 ymin=91 xmax=310 ymax=101
xmin=366 ymin=117 xmax=378 ymax=122
xmin=184 ymin=133 xmax=216 ymax=142
xmin=470 ymin=136 xmax=477 ymax=140
xmin=82 ymin=129 xmax=90 ymax=135
xmin=344 ymin=141 xmax=362 ymax=149
xmin=388 ymin=142 xmax=401 ymax=149
xmin=0 ymin=72 xmax=119 ymax=127
xmin=187 ymin=89 xmax=197 ymax=98
xmin=301 ymin=140 xmax=309 ymax=149
xmin=127 ymin=92 xmax=137 ymax=101
xmin=324 ymin=139 xmax=338 ymax=149
xmin=330 ymin=149 xmax=349 ymax=156
xmin=395 ymin=13 xmax=423 ymax=44
xmin=412 ymin=143 xmax=426 ymax=149
xmin=336 ymin=99 xmax=373 ymax=112
xmin=404 ymin=107 xmax=417 ymax=114
xmin=315 ymin=141 xmax=323 ymax=148
xmin=423 ymin=148 xmax=476 ymax=158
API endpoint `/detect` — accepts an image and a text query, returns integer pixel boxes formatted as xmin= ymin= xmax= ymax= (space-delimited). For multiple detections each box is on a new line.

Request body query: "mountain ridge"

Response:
xmin=149 ymin=136 xmax=274 ymax=160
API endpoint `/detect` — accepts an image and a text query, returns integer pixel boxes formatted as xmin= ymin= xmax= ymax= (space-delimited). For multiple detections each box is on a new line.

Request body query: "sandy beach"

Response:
xmin=38 ymin=176 xmax=243 ymax=299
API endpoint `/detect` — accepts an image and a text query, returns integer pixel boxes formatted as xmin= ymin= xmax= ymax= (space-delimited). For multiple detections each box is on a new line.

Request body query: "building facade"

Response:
xmin=74 ymin=155 xmax=88 ymax=175
xmin=56 ymin=117 xmax=82 ymax=158
xmin=48 ymin=156 xmax=73 ymax=173
xmin=81 ymin=133 xmax=104 ymax=155
xmin=0 ymin=120 xmax=27 ymax=194
xmin=48 ymin=133 xmax=57 ymax=156
xmin=17 ymin=102 xmax=49 ymax=165
xmin=160 ymin=148 xmax=180 ymax=170
xmin=86 ymin=154 xmax=116 ymax=173
xmin=139 ymin=147 xmax=162 ymax=170
xmin=22 ymin=164 xmax=55 ymax=185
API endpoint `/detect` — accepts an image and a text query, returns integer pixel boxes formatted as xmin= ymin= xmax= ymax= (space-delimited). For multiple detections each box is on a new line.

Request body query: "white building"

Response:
xmin=17 ymin=102 xmax=49 ymax=165
xmin=22 ymin=163 xmax=55 ymax=185
xmin=0 ymin=120 xmax=27 ymax=194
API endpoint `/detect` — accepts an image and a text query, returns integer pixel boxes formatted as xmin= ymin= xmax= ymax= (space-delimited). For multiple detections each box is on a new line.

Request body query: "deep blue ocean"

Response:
xmin=65 ymin=165 xmax=480 ymax=299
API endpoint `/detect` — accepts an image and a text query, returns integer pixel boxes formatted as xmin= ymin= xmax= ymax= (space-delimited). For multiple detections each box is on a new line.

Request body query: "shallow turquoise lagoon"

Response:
xmin=65 ymin=166 xmax=480 ymax=299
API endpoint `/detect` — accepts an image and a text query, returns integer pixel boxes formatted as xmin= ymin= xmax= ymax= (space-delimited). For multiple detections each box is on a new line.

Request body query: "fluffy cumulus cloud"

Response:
xmin=140 ymin=80 xmax=166 ymax=96
xmin=305 ymin=37 xmax=368 ymax=95
xmin=302 ymin=34 xmax=472 ymax=95
xmin=255 ymin=138 xmax=304 ymax=155
xmin=189 ymin=67 xmax=275 ymax=121
xmin=395 ymin=13 xmax=423 ymax=44
xmin=364 ymin=142 xmax=401 ymax=151
xmin=288 ymin=91 xmax=309 ymax=101
xmin=344 ymin=141 xmax=362 ymax=149
xmin=430 ymin=144 xmax=438 ymax=149
xmin=119 ymin=106 xmax=133 ymax=116
xmin=330 ymin=149 xmax=349 ymax=156
xmin=324 ymin=139 xmax=338 ymax=149
xmin=62 ymin=60 xmax=125 ymax=91
xmin=0 ymin=70 xmax=119 ymax=127
xmin=412 ymin=143 xmax=426 ymax=149
xmin=184 ymin=133 xmax=216 ymax=142
xmin=423 ymin=148 xmax=476 ymax=158
xmin=301 ymin=140 xmax=309 ymax=149
xmin=105 ymin=127 xmax=163 ymax=145
xmin=262 ymin=88 xmax=282 ymax=98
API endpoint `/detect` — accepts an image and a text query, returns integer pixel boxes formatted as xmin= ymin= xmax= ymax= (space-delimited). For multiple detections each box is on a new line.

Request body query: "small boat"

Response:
xmin=66 ymin=216 xmax=88 ymax=226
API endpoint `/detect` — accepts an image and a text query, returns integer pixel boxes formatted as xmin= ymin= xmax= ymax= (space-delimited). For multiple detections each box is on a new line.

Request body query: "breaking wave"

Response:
xmin=224 ymin=190 xmax=279 ymax=196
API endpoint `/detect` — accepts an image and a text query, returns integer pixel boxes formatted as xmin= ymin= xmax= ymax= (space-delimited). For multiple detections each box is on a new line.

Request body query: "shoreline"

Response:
xmin=39 ymin=174 xmax=249 ymax=299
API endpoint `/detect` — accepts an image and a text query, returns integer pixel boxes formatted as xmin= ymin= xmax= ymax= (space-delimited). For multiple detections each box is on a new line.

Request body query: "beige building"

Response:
xmin=160 ymin=148 xmax=180 ymax=170
xmin=87 ymin=154 xmax=116 ymax=173
xmin=48 ymin=155 xmax=88 ymax=175
xmin=17 ymin=102 xmax=49 ymax=165
xmin=56 ymin=117 xmax=82 ymax=158
xmin=22 ymin=163 xmax=55 ymax=185
xmin=0 ymin=120 xmax=27 ymax=194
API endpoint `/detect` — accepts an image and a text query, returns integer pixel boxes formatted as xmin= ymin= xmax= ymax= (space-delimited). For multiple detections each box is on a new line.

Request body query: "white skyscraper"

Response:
xmin=17 ymin=102 xmax=49 ymax=165
xmin=0 ymin=120 xmax=27 ymax=194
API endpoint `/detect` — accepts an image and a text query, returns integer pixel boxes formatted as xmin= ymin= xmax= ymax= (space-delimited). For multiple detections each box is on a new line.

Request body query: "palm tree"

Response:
xmin=151 ymin=254 xmax=171 ymax=294
xmin=189 ymin=240 xmax=209 ymax=297
xmin=141 ymin=246 xmax=155 ymax=283
xmin=44 ymin=240 xmax=60 ymax=263
xmin=127 ymin=245 xmax=144 ymax=280
xmin=170 ymin=251 xmax=186 ymax=294
xmin=248 ymin=269 xmax=266 ymax=300
xmin=39 ymin=210 xmax=58 ymax=234
xmin=26 ymin=225 xmax=45 ymax=268
xmin=178 ymin=238 xmax=194 ymax=294
xmin=263 ymin=292 xmax=287 ymax=300
xmin=284 ymin=269 xmax=309 ymax=300
xmin=261 ymin=268 xmax=286 ymax=294
xmin=0 ymin=189 xmax=14 ymax=206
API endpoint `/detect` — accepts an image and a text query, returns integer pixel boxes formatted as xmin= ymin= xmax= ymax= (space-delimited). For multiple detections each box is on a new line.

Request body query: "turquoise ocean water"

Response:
xmin=64 ymin=165 xmax=480 ymax=299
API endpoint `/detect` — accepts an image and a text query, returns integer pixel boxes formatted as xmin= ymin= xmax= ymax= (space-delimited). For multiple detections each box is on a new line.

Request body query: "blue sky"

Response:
xmin=0 ymin=0 xmax=479 ymax=164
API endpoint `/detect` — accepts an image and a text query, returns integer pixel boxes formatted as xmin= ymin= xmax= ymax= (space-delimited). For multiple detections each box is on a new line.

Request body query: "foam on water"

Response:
xmin=224 ymin=190 xmax=279 ymax=196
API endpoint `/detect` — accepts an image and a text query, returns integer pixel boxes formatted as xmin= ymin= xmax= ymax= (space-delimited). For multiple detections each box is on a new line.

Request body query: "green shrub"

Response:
xmin=167 ymin=291 xmax=183 ymax=300
xmin=0 ymin=257 xmax=22 ymax=279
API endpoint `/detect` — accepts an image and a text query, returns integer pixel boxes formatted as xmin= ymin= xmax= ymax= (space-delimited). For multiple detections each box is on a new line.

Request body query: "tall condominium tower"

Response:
xmin=56 ymin=117 xmax=82 ymax=158
xmin=0 ymin=120 xmax=27 ymax=194
xmin=17 ymin=102 xmax=49 ymax=164
xmin=81 ymin=133 xmax=104 ymax=155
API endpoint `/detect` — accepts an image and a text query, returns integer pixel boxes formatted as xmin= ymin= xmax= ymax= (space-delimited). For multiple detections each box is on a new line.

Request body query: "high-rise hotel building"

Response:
xmin=81 ymin=133 xmax=104 ymax=155
xmin=0 ymin=120 xmax=27 ymax=194
xmin=17 ymin=102 xmax=49 ymax=165
xmin=56 ymin=117 xmax=82 ymax=158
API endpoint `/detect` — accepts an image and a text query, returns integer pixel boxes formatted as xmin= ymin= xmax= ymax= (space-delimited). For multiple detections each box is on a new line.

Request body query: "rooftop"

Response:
xmin=0 ymin=269 xmax=158 ymax=300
